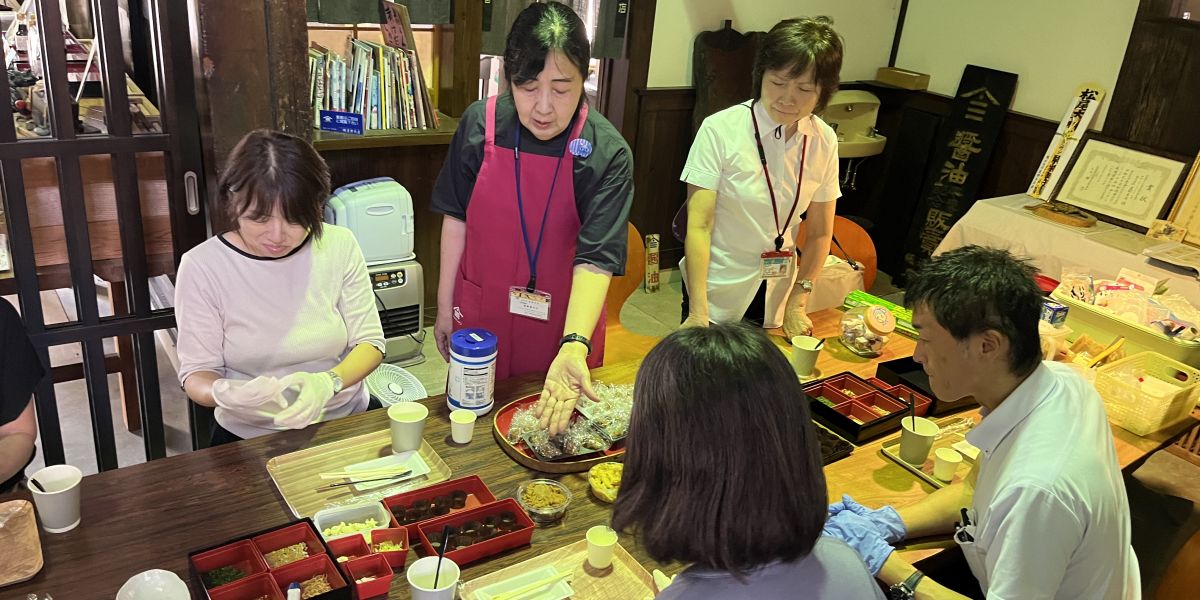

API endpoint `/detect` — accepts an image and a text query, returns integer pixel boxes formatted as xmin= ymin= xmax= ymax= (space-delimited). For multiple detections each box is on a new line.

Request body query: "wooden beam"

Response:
xmin=616 ymin=0 xmax=657 ymax=147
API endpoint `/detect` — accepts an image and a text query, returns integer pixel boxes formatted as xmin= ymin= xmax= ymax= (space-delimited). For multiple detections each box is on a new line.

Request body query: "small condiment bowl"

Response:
xmin=587 ymin=462 xmax=623 ymax=503
xmin=515 ymin=479 xmax=572 ymax=525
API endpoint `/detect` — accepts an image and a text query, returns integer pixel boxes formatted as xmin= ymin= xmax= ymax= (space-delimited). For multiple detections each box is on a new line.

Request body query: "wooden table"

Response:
xmin=2 ymin=309 xmax=1192 ymax=598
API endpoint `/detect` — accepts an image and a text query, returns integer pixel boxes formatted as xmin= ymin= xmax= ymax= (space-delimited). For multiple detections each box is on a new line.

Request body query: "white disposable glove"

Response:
xmin=211 ymin=376 xmax=289 ymax=413
xmin=273 ymin=371 xmax=337 ymax=429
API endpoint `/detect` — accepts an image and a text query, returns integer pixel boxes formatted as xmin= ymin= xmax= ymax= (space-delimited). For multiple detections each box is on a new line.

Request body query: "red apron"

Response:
xmin=452 ymin=96 xmax=606 ymax=380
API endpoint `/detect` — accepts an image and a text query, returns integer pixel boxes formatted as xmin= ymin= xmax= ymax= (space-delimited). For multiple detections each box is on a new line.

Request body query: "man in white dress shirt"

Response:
xmin=824 ymin=245 xmax=1139 ymax=600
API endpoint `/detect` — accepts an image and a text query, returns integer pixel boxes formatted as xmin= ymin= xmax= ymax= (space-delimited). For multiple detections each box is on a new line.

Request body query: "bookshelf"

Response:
xmin=311 ymin=112 xmax=457 ymax=151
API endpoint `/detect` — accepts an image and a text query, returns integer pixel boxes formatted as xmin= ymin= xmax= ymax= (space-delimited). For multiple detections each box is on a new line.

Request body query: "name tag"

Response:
xmin=509 ymin=287 xmax=552 ymax=321
xmin=760 ymin=250 xmax=794 ymax=279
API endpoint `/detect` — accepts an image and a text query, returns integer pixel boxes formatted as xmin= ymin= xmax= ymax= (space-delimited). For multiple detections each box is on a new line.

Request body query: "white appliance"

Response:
xmin=368 ymin=258 xmax=426 ymax=366
xmin=326 ymin=177 xmax=426 ymax=365
xmin=325 ymin=177 xmax=416 ymax=265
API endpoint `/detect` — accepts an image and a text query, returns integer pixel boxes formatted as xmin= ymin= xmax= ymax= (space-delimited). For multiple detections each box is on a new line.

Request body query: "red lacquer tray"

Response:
xmin=492 ymin=394 xmax=625 ymax=473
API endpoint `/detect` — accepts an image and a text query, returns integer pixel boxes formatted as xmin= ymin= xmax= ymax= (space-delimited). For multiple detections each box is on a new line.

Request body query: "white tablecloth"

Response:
xmin=936 ymin=194 xmax=1200 ymax=305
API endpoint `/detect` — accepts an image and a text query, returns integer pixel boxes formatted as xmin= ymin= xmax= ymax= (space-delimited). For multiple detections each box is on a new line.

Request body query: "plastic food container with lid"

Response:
xmin=840 ymin=304 xmax=896 ymax=357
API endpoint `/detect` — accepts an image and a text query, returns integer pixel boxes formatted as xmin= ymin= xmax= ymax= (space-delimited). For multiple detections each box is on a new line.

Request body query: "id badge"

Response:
xmin=760 ymin=250 xmax=794 ymax=279
xmin=509 ymin=286 xmax=552 ymax=321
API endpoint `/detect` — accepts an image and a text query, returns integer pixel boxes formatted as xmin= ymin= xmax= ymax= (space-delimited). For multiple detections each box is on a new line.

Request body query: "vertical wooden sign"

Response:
xmin=900 ymin=65 xmax=1017 ymax=281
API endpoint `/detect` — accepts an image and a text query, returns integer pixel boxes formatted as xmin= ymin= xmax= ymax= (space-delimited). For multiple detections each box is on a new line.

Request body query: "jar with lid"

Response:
xmin=840 ymin=304 xmax=896 ymax=357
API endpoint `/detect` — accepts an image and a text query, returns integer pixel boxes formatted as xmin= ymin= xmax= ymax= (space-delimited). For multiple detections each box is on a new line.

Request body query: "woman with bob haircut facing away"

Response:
xmin=680 ymin=17 xmax=843 ymax=339
xmin=612 ymin=324 xmax=883 ymax=599
xmin=176 ymin=129 xmax=385 ymax=446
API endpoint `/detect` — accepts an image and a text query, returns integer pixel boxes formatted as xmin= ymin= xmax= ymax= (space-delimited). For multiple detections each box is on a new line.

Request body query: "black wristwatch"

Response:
xmin=559 ymin=333 xmax=592 ymax=356
xmin=888 ymin=571 xmax=924 ymax=600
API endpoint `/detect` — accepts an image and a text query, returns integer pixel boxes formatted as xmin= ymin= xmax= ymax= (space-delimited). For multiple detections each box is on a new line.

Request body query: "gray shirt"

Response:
xmin=657 ymin=537 xmax=886 ymax=600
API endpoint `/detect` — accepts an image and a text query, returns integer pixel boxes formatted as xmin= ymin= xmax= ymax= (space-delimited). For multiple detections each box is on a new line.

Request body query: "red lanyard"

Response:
xmin=751 ymin=101 xmax=808 ymax=252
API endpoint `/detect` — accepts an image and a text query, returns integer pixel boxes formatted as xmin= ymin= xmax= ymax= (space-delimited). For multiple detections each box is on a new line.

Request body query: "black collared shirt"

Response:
xmin=431 ymin=94 xmax=634 ymax=275
xmin=1 ymin=299 xmax=45 ymax=492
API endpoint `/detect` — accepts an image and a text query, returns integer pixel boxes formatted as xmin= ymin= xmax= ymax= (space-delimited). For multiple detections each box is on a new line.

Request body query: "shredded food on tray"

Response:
xmin=521 ymin=482 xmax=567 ymax=509
xmin=263 ymin=542 xmax=308 ymax=568
xmin=301 ymin=574 xmax=332 ymax=598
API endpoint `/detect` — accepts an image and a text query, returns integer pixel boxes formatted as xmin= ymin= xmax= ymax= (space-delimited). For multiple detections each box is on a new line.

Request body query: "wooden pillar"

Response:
xmin=437 ymin=0 xmax=482 ymax=117
xmin=195 ymin=0 xmax=312 ymax=172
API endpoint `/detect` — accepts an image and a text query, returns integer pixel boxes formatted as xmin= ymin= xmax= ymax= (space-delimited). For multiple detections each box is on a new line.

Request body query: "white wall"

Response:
xmin=894 ymin=0 xmax=1137 ymax=126
xmin=648 ymin=0 xmax=1138 ymax=127
xmin=646 ymin=0 xmax=903 ymax=88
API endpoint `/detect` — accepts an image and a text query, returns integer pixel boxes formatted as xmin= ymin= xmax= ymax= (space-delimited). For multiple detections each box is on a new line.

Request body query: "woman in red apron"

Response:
xmin=430 ymin=2 xmax=634 ymax=435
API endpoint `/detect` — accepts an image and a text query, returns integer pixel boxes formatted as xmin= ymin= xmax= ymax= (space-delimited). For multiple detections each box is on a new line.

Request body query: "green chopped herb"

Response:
xmin=202 ymin=565 xmax=247 ymax=588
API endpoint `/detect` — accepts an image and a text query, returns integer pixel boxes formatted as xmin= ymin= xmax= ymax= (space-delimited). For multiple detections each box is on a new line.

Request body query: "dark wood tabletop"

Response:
xmin=3 ymin=311 xmax=1190 ymax=598
xmin=2 ymin=362 xmax=671 ymax=599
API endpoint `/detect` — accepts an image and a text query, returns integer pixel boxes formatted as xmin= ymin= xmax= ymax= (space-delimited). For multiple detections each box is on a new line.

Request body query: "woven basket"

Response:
xmin=1095 ymin=352 xmax=1200 ymax=436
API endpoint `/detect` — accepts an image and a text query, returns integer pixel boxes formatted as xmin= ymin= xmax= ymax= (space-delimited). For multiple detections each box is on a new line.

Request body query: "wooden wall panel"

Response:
xmin=1104 ymin=15 xmax=1200 ymax=158
xmin=630 ymin=87 xmax=695 ymax=268
xmin=319 ymin=145 xmax=450 ymax=315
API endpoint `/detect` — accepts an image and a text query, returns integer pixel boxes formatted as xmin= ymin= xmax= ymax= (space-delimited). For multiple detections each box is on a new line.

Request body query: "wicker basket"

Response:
xmin=1094 ymin=352 xmax=1200 ymax=436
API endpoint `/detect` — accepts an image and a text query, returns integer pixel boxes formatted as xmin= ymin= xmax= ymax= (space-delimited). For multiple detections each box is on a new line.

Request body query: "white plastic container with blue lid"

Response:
xmin=448 ymin=328 xmax=498 ymax=416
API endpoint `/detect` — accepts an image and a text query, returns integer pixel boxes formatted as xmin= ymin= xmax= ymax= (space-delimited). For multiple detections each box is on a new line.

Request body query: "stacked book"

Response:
xmin=308 ymin=38 xmax=439 ymax=132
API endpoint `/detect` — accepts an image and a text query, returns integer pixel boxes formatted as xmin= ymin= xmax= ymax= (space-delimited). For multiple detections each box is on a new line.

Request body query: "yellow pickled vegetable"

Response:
xmin=588 ymin=462 xmax=622 ymax=503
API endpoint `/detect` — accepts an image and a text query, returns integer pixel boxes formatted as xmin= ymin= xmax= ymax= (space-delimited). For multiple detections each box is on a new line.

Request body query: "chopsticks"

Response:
xmin=318 ymin=466 xmax=412 ymax=480
xmin=313 ymin=471 xmax=411 ymax=492
xmin=490 ymin=571 xmax=572 ymax=600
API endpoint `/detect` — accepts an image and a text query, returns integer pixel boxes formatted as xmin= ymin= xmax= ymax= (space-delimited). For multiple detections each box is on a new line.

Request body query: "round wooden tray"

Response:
xmin=491 ymin=394 xmax=625 ymax=474
xmin=0 ymin=500 xmax=43 ymax=588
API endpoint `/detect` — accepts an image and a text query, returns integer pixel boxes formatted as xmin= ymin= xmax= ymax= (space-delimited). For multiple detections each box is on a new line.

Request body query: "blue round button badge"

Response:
xmin=568 ymin=137 xmax=593 ymax=158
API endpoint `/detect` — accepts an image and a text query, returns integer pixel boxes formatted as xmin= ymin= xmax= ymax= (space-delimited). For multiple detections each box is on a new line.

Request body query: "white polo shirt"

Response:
xmin=962 ymin=361 xmax=1140 ymax=600
xmin=679 ymin=100 xmax=840 ymax=328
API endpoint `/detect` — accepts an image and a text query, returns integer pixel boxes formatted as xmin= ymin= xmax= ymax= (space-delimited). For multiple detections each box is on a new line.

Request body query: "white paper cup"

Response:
xmin=790 ymin=335 xmax=822 ymax=378
xmin=899 ymin=416 xmax=940 ymax=465
xmin=586 ymin=525 xmax=618 ymax=569
xmin=449 ymin=409 xmax=477 ymax=444
xmin=933 ymin=447 xmax=963 ymax=481
xmin=389 ymin=402 xmax=429 ymax=453
xmin=28 ymin=464 xmax=83 ymax=533
xmin=406 ymin=555 xmax=460 ymax=600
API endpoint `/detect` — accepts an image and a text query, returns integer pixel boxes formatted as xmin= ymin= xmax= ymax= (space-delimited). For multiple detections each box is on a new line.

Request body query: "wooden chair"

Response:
xmin=603 ymin=222 xmax=662 ymax=364
xmin=796 ymin=215 xmax=878 ymax=291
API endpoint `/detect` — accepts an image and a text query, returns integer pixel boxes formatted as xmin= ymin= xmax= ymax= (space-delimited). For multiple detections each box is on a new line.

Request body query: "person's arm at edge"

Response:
xmin=0 ymin=400 xmax=36 ymax=484
xmin=435 ymin=217 xmax=467 ymax=361
xmin=789 ymin=197 xmax=836 ymax=306
xmin=536 ymin=263 xmax=611 ymax=433
xmin=683 ymin=185 xmax=717 ymax=325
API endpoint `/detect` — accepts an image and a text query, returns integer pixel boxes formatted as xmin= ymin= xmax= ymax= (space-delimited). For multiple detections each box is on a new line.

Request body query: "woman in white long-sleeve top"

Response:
xmin=175 ymin=129 xmax=385 ymax=445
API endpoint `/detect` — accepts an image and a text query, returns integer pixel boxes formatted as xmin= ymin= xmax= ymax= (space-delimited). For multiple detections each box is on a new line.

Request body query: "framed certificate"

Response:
xmin=1168 ymin=150 xmax=1200 ymax=247
xmin=1052 ymin=133 xmax=1191 ymax=232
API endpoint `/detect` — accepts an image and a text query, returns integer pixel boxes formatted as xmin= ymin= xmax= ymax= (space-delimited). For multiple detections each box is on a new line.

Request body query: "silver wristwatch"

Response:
xmin=797 ymin=278 xmax=814 ymax=292
xmin=888 ymin=571 xmax=924 ymax=600
xmin=326 ymin=370 xmax=344 ymax=394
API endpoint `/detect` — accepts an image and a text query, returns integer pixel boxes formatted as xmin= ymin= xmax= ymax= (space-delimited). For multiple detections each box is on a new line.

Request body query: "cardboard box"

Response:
xmin=876 ymin=67 xmax=930 ymax=90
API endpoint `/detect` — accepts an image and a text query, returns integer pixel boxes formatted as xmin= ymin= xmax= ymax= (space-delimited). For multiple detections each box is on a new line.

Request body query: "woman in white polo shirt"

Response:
xmin=680 ymin=17 xmax=843 ymax=337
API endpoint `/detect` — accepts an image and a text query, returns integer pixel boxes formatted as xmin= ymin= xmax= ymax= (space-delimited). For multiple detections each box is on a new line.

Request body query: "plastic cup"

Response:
xmin=449 ymin=409 xmax=477 ymax=444
xmin=28 ymin=464 xmax=83 ymax=533
xmin=406 ymin=555 xmax=460 ymax=600
xmin=790 ymin=335 xmax=821 ymax=378
xmin=586 ymin=525 xmax=618 ymax=570
xmin=933 ymin=447 xmax=963 ymax=481
xmin=389 ymin=402 xmax=429 ymax=453
xmin=899 ymin=416 xmax=939 ymax=465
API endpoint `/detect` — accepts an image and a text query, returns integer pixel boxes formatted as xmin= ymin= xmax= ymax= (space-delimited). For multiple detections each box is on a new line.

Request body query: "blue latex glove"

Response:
xmin=828 ymin=493 xmax=907 ymax=543
xmin=822 ymin=510 xmax=895 ymax=575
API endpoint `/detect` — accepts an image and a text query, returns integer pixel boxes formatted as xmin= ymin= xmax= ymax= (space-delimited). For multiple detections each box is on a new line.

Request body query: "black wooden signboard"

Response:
xmin=899 ymin=65 xmax=1018 ymax=282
